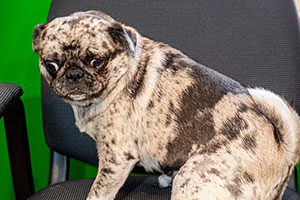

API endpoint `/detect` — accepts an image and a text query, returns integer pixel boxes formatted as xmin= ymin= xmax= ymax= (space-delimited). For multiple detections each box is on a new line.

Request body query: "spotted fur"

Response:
xmin=33 ymin=10 xmax=300 ymax=200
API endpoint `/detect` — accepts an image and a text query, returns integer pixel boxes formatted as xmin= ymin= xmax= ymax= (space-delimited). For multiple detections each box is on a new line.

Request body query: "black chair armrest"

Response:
xmin=0 ymin=83 xmax=23 ymax=118
xmin=0 ymin=83 xmax=34 ymax=200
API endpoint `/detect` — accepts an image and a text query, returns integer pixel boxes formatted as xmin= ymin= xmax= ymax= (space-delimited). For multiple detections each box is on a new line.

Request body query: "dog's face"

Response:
xmin=33 ymin=11 xmax=137 ymax=105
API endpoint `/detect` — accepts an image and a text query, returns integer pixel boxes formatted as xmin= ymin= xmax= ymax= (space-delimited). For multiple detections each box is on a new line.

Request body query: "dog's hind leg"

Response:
xmin=171 ymin=152 xmax=260 ymax=200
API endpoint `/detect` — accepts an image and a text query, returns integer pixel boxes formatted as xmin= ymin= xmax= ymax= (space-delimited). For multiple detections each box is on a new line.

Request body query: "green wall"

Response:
xmin=0 ymin=1 xmax=97 ymax=199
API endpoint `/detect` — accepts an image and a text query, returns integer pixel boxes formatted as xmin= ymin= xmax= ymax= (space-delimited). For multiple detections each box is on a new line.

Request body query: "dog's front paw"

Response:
xmin=158 ymin=174 xmax=173 ymax=188
xmin=86 ymin=194 xmax=98 ymax=200
xmin=87 ymin=193 xmax=111 ymax=200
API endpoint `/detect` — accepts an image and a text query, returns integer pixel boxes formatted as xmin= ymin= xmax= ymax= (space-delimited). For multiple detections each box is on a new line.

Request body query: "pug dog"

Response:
xmin=32 ymin=10 xmax=300 ymax=200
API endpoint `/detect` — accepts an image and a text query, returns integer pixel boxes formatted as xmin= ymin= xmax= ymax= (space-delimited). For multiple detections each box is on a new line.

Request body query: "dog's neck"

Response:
xmin=123 ymin=37 xmax=168 ymax=111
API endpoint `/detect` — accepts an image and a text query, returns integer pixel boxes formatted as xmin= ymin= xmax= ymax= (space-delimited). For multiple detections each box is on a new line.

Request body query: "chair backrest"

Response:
xmin=41 ymin=0 xmax=300 ymax=168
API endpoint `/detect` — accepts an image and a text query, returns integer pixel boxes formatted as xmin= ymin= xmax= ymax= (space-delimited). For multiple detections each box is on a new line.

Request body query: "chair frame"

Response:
xmin=2 ymin=94 xmax=69 ymax=200
xmin=3 ymin=97 xmax=34 ymax=200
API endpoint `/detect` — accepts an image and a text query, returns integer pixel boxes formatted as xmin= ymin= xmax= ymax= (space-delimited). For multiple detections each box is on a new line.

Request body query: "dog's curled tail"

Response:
xmin=248 ymin=88 xmax=300 ymax=164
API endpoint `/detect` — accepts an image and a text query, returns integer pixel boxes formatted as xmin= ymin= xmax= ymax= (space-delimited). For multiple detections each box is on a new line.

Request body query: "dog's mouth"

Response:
xmin=69 ymin=90 xmax=85 ymax=96
xmin=66 ymin=89 xmax=87 ymax=101
xmin=53 ymin=77 xmax=105 ymax=103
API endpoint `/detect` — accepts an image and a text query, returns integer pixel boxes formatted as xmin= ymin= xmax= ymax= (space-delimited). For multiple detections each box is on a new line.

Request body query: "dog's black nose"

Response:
xmin=66 ymin=67 xmax=84 ymax=83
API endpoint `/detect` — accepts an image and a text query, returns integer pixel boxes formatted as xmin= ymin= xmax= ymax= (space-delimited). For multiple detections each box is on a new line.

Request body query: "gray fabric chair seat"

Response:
xmin=284 ymin=188 xmax=300 ymax=200
xmin=29 ymin=176 xmax=171 ymax=200
xmin=28 ymin=176 xmax=299 ymax=200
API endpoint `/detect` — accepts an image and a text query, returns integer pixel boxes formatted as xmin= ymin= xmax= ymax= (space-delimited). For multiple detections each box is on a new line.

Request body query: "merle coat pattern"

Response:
xmin=32 ymin=10 xmax=300 ymax=200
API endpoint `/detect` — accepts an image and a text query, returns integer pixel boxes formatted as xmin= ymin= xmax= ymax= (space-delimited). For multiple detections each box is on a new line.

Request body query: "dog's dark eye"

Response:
xmin=90 ymin=58 xmax=106 ymax=69
xmin=45 ymin=61 xmax=59 ymax=74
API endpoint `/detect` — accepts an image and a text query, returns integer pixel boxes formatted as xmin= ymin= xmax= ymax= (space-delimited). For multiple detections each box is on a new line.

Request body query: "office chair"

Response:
xmin=2 ymin=0 xmax=300 ymax=199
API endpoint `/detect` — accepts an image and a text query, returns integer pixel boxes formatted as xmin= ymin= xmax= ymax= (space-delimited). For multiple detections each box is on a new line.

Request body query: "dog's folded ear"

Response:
xmin=32 ymin=24 xmax=46 ymax=53
xmin=107 ymin=22 xmax=137 ymax=56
